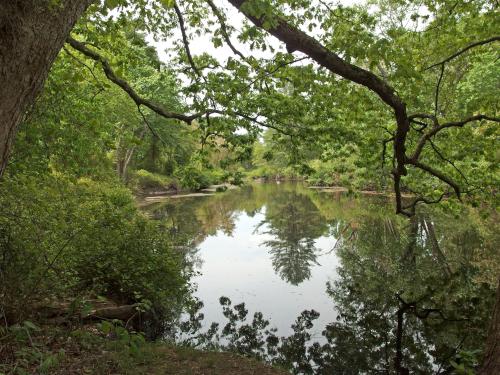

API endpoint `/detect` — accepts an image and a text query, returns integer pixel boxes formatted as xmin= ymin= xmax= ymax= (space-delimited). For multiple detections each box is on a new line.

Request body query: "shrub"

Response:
xmin=129 ymin=169 xmax=178 ymax=192
xmin=175 ymin=165 xmax=211 ymax=190
xmin=228 ymin=169 xmax=245 ymax=186
xmin=0 ymin=174 xmax=187 ymax=325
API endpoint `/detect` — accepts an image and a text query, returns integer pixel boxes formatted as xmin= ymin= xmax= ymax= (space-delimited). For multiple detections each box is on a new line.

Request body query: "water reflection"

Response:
xmin=258 ymin=191 xmax=328 ymax=285
xmin=143 ymin=183 xmax=350 ymax=288
xmin=320 ymin=212 xmax=497 ymax=374
xmin=141 ymin=183 xmax=498 ymax=374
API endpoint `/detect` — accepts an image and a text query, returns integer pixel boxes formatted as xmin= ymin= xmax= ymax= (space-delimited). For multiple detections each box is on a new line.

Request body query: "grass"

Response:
xmin=137 ymin=346 xmax=287 ymax=375
xmin=0 ymin=324 xmax=287 ymax=375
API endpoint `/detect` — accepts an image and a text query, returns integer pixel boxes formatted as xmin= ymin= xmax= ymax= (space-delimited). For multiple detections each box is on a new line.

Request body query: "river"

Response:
xmin=141 ymin=182 xmax=497 ymax=372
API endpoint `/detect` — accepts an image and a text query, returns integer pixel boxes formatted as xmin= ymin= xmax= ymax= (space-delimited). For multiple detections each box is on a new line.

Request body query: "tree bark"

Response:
xmin=0 ymin=0 xmax=93 ymax=177
xmin=479 ymin=278 xmax=500 ymax=375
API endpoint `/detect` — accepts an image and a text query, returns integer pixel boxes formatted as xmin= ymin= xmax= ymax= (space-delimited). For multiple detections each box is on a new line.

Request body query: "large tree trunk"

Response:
xmin=0 ymin=0 xmax=93 ymax=177
xmin=479 ymin=278 xmax=500 ymax=375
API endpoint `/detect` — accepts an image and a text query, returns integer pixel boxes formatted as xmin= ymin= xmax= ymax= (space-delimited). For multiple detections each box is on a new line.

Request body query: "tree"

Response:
xmin=3 ymin=1 xmax=498 ymax=214
xmin=226 ymin=0 xmax=499 ymax=216
xmin=0 ymin=0 xmax=93 ymax=177
xmin=259 ymin=191 xmax=328 ymax=285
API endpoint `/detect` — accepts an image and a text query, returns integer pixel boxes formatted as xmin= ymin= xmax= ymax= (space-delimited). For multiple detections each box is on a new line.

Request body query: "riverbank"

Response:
xmin=307 ymin=185 xmax=415 ymax=198
xmin=135 ymin=183 xmax=239 ymax=207
xmin=0 ymin=323 xmax=287 ymax=375
xmin=247 ymin=175 xmax=412 ymax=198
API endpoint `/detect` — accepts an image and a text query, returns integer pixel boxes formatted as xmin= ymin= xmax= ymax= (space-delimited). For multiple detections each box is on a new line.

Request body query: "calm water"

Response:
xmin=141 ymin=182 xmax=497 ymax=372
xmin=143 ymin=183 xmax=354 ymax=336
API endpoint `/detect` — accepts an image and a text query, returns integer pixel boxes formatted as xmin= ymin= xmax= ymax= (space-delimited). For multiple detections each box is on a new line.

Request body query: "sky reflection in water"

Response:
xmin=193 ymin=209 xmax=340 ymax=337
xmin=142 ymin=182 xmax=381 ymax=337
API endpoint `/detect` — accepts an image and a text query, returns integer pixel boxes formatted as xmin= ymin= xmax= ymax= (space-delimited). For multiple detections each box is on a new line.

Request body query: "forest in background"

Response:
xmin=0 ymin=0 xmax=499 ymax=374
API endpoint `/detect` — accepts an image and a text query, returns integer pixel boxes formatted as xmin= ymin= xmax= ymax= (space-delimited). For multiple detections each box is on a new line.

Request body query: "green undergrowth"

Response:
xmin=0 ymin=321 xmax=287 ymax=375
xmin=0 ymin=173 xmax=188 ymax=331
xmin=129 ymin=167 xmax=241 ymax=194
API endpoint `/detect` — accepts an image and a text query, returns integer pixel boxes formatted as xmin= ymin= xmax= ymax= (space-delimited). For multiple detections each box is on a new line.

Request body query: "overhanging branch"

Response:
xmin=66 ymin=36 xmax=296 ymax=138
xmin=205 ymin=0 xmax=247 ymax=60
xmin=226 ymin=0 xmax=405 ymax=112
xmin=66 ymin=36 xmax=205 ymax=124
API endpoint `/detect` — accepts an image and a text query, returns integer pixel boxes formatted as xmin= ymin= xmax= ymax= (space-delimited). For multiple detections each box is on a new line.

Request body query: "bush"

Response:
xmin=129 ymin=169 xmax=179 ymax=193
xmin=204 ymin=168 xmax=226 ymax=185
xmin=246 ymin=165 xmax=282 ymax=180
xmin=306 ymin=159 xmax=337 ymax=186
xmin=0 ymin=174 xmax=187 ymax=325
xmin=175 ymin=165 xmax=211 ymax=190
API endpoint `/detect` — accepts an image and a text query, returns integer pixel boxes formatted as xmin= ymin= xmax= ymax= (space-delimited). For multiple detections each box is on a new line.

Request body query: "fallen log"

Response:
xmin=31 ymin=299 xmax=138 ymax=324
xmin=82 ymin=304 xmax=138 ymax=321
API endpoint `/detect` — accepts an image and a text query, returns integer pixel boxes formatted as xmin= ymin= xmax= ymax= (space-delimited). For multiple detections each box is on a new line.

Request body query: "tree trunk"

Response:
xmin=479 ymin=278 xmax=500 ymax=375
xmin=0 ymin=0 xmax=93 ymax=177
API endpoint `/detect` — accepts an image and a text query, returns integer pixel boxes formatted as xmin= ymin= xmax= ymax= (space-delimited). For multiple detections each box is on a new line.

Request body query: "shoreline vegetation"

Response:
xmin=1 ymin=321 xmax=288 ymax=375
xmin=135 ymin=174 xmax=413 ymax=203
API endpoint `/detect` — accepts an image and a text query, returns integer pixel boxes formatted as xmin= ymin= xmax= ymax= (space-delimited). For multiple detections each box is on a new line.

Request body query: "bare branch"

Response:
xmin=425 ymin=36 xmax=500 ymax=70
xmin=205 ymin=0 xmax=247 ymax=60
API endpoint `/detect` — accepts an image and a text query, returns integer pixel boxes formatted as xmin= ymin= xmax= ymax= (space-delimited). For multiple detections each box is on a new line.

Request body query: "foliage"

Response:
xmin=2 ymin=0 xmax=500 ymax=372
xmin=129 ymin=169 xmax=179 ymax=192
xmin=175 ymin=163 xmax=213 ymax=190
xmin=0 ymin=174 xmax=188 ymax=326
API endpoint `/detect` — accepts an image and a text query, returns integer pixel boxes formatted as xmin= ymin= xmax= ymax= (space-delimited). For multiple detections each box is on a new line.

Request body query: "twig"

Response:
xmin=205 ymin=0 xmax=246 ymax=60
xmin=425 ymin=36 xmax=500 ymax=70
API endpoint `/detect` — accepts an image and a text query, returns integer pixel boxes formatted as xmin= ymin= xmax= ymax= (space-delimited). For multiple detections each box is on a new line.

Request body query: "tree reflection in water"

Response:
xmin=142 ymin=183 xmax=498 ymax=374
xmin=258 ymin=192 xmax=328 ymax=285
